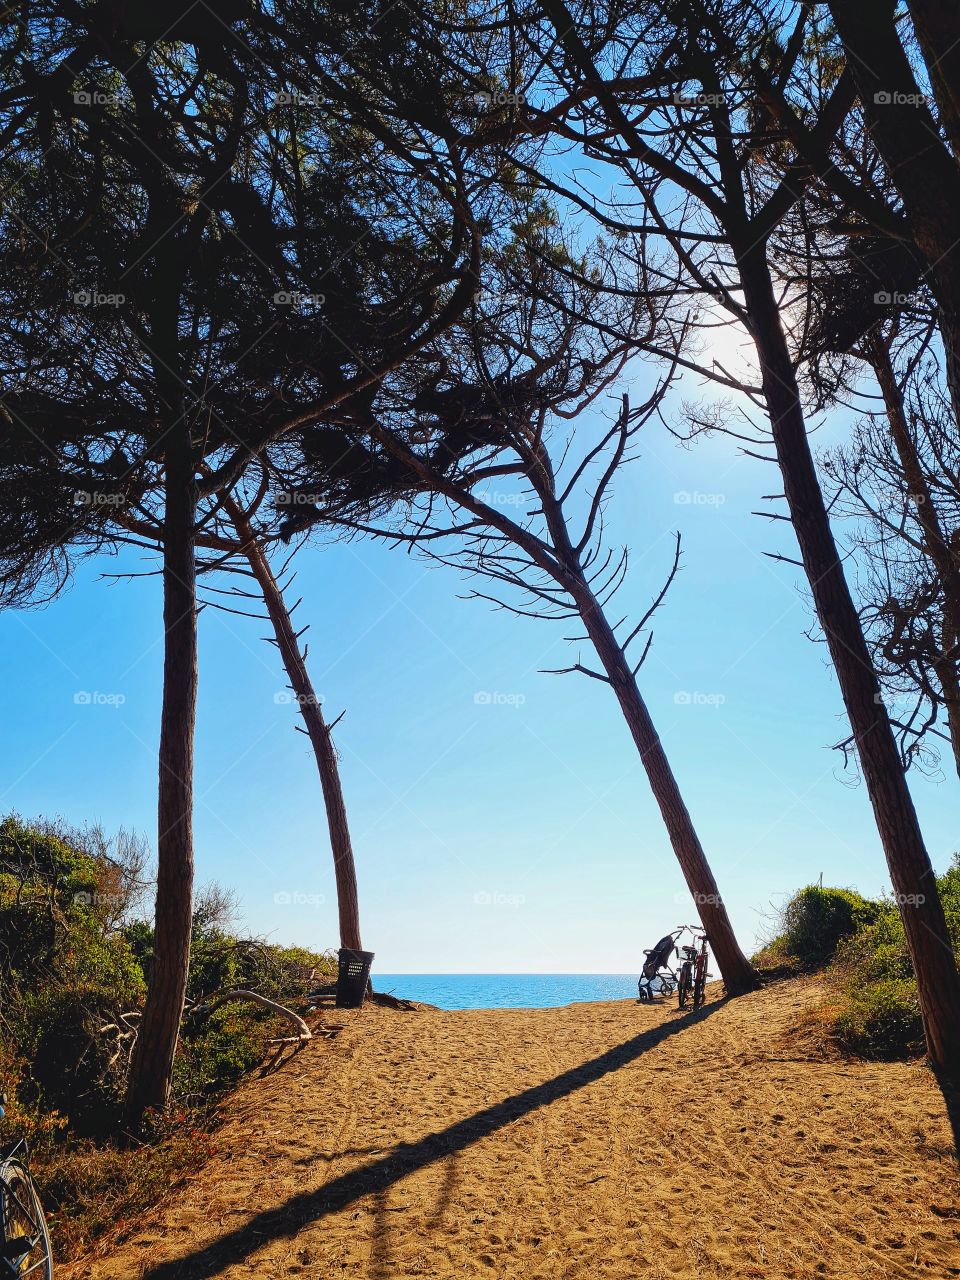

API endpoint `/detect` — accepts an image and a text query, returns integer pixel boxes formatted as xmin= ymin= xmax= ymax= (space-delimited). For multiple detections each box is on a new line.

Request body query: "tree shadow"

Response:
xmin=932 ymin=1070 xmax=960 ymax=1157
xmin=369 ymin=1149 xmax=461 ymax=1278
xmin=141 ymin=1000 xmax=724 ymax=1279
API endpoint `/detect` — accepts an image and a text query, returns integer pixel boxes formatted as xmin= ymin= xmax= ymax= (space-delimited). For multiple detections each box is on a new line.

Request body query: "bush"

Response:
xmin=37 ymin=1116 xmax=215 ymax=1261
xmin=834 ymin=979 xmax=925 ymax=1059
xmin=806 ymin=857 xmax=960 ymax=1063
xmin=832 ymin=908 xmax=912 ymax=986
xmin=0 ymin=814 xmax=337 ymax=1262
xmin=774 ymin=885 xmax=880 ymax=967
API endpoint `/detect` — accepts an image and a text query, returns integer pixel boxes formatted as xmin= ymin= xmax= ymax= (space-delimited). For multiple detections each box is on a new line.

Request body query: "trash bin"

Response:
xmin=336 ymin=948 xmax=374 ymax=1008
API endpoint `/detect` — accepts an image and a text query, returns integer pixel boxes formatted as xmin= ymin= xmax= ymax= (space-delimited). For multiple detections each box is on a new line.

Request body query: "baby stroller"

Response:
xmin=637 ymin=930 xmax=680 ymax=1001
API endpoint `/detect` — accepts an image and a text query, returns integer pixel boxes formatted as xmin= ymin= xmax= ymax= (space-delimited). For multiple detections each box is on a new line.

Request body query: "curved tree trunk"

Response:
xmin=906 ymin=0 xmax=960 ymax=155
xmin=126 ymin=413 xmax=198 ymax=1122
xmin=738 ymin=242 xmax=960 ymax=1080
xmin=568 ymin=574 xmax=760 ymax=995
xmin=225 ymin=499 xmax=362 ymax=952
xmin=530 ymin=459 xmax=760 ymax=996
xmin=828 ymin=0 xmax=960 ymax=433
xmin=867 ymin=334 xmax=960 ymax=781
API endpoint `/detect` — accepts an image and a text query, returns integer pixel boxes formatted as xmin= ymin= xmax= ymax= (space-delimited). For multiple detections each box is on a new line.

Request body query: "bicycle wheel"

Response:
xmin=0 ymin=1160 xmax=53 ymax=1279
xmin=677 ymin=962 xmax=692 ymax=1009
xmin=693 ymin=958 xmax=707 ymax=1009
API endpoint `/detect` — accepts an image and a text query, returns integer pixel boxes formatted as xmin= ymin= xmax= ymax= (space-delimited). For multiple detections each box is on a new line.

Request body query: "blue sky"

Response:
xmin=2 ymin=358 xmax=957 ymax=973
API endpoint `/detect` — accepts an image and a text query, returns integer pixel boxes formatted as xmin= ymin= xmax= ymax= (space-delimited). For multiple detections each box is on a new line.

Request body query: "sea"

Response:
xmin=373 ymin=973 xmax=640 ymax=1010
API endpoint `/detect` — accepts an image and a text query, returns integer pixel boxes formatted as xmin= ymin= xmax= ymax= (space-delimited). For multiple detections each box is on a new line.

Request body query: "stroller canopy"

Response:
xmin=642 ymin=933 xmax=676 ymax=979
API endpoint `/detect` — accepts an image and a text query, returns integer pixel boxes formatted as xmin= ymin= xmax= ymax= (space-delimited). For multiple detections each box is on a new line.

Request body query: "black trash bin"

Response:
xmin=336 ymin=948 xmax=375 ymax=1008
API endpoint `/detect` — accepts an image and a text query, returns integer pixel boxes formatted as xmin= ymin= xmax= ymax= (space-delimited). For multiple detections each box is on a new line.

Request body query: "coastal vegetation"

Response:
xmin=0 ymin=815 xmax=332 ymax=1259
xmin=1 ymin=0 xmax=960 ymax=1270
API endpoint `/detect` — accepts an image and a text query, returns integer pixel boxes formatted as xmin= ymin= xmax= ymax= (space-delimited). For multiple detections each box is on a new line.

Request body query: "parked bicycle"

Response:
xmin=637 ymin=924 xmax=711 ymax=1010
xmin=0 ymin=1095 xmax=52 ymax=1278
xmin=676 ymin=926 xmax=711 ymax=1010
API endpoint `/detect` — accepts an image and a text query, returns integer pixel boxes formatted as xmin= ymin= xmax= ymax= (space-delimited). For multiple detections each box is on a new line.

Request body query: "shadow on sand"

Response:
xmin=142 ymin=1000 xmax=725 ymax=1279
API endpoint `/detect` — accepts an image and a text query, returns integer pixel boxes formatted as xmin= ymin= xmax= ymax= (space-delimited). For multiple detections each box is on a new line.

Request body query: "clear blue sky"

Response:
xmin=2 ymin=361 xmax=956 ymax=972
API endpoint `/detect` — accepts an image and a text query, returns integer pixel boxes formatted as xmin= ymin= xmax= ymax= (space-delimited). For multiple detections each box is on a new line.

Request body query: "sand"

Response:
xmin=63 ymin=977 xmax=960 ymax=1279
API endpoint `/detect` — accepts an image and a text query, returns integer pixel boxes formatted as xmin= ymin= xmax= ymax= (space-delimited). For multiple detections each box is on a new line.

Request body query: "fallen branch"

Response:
xmin=194 ymin=989 xmax=312 ymax=1040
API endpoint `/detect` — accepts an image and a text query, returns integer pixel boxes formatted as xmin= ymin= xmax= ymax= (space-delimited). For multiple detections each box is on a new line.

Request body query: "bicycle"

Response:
xmin=674 ymin=925 xmax=711 ymax=1010
xmin=0 ymin=1095 xmax=52 ymax=1278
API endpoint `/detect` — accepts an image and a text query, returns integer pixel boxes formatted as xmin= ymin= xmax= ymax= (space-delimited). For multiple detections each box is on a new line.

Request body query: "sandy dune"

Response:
xmin=64 ymin=978 xmax=960 ymax=1279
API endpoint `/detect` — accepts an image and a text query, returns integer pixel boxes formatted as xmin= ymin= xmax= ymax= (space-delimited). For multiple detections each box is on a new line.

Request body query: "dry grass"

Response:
xmin=37 ymin=1117 xmax=217 ymax=1263
xmin=61 ymin=978 xmax=960 ymax=1280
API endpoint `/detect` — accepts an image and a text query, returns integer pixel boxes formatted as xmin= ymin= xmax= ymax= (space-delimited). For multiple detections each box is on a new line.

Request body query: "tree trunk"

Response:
xmin=828 ymin=0 xmax=960 ymax=432
xmin=737 ymin=240 xmax=960 ymax=1079
xmin=906 ymin=0 xmax=960 ymax=155
xmin=125 ymin=413 xmax=198 ymax=1122
xmin=570 ymin=574 xmax=760 ymax=995
xmin=868 ymin=334 xmax=960 ymax=780
xmin=225 ymin=501 xmax=363 ymax=952
xmin=530 ymin=459 xmax=760 ymax=995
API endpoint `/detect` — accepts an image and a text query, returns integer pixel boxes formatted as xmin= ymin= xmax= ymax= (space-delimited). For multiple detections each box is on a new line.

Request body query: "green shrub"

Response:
xmin=825 ymin=857 xmax=960 ymax=1062
xmin=175 ymin=1006 xmax=273 ymax=1101
xmin=832 ymin=908 xmax=912 ymax=987
xmin=834 ymin=979 xmax=924 ymax=1059
xmin=777 ymin=885 xmax=880 ymax=967
xmin=0 ymin=814 xmax=339 ymax=1261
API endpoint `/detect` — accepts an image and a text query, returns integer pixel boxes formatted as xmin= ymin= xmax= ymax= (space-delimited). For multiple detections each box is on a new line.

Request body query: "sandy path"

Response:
xmin=64 ymin=979 xmax=960 ymax=1279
